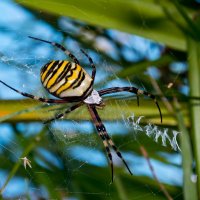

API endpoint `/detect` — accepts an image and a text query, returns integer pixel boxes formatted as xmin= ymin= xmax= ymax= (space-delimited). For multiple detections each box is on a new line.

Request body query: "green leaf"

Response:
xmin=188 ymin=37 xmax=200 ymax=195
xmin=16 ymin=0 xmax=197 ymax=51
xmin=0 ymin=99 xmax=188 ymax=126
xmin=174 ymin=99 xmax=198 ymax=200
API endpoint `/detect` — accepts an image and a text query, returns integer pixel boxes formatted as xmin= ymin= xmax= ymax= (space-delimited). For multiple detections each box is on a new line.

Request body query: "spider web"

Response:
xmin=0 ymin=0 xmax=185 ymax=199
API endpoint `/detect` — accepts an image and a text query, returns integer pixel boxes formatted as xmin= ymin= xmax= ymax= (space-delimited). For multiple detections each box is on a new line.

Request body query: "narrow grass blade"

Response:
xmin=188 ymin=37 xmax=200 ymax=196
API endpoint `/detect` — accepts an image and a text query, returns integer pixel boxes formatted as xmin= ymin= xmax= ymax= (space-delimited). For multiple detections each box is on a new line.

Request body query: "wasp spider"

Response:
xmin=0 ymin=36 xmax=162 ymax=182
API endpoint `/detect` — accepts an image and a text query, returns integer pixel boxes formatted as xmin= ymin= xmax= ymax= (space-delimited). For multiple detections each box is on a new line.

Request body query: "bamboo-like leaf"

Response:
xmin=174 ymin=99 xmax=198 ymax=200
xmin=0 ymin=99 xmax=188 ymax=126
xmin=117 ymin=54 xmax=174 ymax=78
xmin=172 ymin=1 xmax=200 ymax=40
xmin=188 ymin=37 xmax=200 ymax=195
xmin=16 ymin=0 xmax=197 ymax=51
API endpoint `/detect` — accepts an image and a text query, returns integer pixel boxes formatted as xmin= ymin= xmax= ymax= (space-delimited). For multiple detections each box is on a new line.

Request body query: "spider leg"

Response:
xmin=88 ymin=105 xmax=114 ymax=182
xmin=104 ymin=133 xmax=133 ymax=175
xmin=80 ymin=49 xmax=96 ymax=80
xmin=100 ymin=134 xmax=114 ymax=182
xmin=98 ymin=87 xmax=162 ymax=123
xmin=88 ymin=105 xmax=132 ymax=182
xmin=0 ymin=80 xmax=67 ymax=104
xmin=28 ymin=36 xmax=80 ymax=65
xmin=44 ymin=102 xmax=83 ymax=124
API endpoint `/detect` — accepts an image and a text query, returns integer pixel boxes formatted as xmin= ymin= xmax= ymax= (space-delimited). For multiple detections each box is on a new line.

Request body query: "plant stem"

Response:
xmin=174 ymin=98 xmax=198 ymax=200
xmin=187 ymin=37 xmax=200 ymax=196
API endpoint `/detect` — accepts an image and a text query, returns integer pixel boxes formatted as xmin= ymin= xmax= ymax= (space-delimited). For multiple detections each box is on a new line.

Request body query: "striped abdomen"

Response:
xmin=40 ymin=60 xmax=93 ymax=100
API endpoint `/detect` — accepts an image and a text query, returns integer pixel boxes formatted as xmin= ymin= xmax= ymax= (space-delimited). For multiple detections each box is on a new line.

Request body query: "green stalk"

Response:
xmin=174 ymin=99 xmax=198 ymax=200
xmin=187 ymin=37 xmax=200 ymax=195
xmin=0 ymin=99 xmax=184 ymax=125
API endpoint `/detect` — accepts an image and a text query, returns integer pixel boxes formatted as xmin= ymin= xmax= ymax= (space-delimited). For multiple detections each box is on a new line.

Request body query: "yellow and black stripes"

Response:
xmin=54 ymin=62 xmax=74 ymax=86
xmin=40 ymin=60 xmax=93 ymax=100
xmin=42 ymin=61 xmax=64 ymax=87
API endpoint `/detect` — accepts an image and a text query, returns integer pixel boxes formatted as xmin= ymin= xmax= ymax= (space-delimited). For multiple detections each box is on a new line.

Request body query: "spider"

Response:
xmin=0 ymin=36 xmax=162 ymax=182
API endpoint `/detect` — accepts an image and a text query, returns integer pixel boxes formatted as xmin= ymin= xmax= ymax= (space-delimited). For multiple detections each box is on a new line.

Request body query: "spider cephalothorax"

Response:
xmin=0 ymin=36 xmax=162 ymax=182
